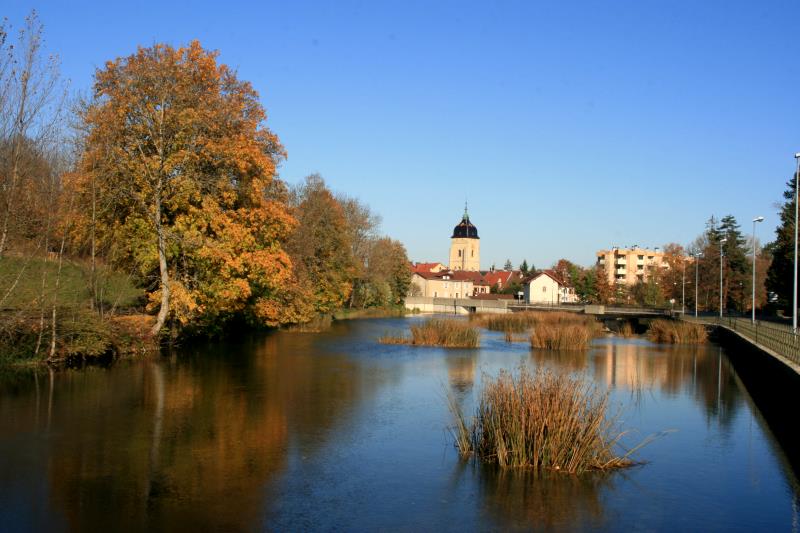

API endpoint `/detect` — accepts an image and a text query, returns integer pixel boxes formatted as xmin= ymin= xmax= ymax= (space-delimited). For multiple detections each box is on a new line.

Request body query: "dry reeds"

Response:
xmin=473 ymin=312 xmax=603 ymax=350
xmin=530 ymin=323 xmax=597 ymax=350
xmin=647 ymin=320 xmax=707 ymax=344
xmin=449 ymin=368 xmax=638 ymax=473
xmin=379 ymin=318 xmax=480 ymax=348
xmin=618 ymin=322 xmax=634 ymax=338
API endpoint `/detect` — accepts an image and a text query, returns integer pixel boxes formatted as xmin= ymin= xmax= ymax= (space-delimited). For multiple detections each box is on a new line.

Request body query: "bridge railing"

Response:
xmin=682 ymin=315 xmax=800 ymax=366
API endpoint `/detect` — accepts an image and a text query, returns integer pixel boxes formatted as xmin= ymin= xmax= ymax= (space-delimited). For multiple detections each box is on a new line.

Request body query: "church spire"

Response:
xmin=463 ymin=200 xmax=469 ymax=221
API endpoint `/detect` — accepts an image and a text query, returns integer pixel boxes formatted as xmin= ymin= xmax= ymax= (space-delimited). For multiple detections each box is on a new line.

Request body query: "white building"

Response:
xmin=523 ymin=271 xmax=578 ymax=305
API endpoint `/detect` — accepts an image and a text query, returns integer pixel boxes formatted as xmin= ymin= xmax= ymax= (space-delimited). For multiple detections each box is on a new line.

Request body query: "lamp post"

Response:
xmin=694 ymin=252 xmax=701 ymax=317
xmin=681 ymin=257 xmax=686 ymax=315
xmin=794 ymin=153 xmax=800 ymax=333
xmin=751 ymin=216 xmax=764 ymax=323
xmin=719 ymin=237 xmax=727 ymax=318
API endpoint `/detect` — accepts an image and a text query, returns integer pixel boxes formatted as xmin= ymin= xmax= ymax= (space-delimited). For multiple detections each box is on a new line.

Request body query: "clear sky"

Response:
xmin=7 ymin=1 xmax=799 ymax=268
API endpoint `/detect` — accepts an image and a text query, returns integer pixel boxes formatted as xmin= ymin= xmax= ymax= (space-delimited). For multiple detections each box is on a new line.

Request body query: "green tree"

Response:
xmin=766 ymin=175 xmax=796 ymax=313
xmin=520 ymin=259 xmax=529 ymax=273
xmin=503 ymin=259 xmax=513 ymax=271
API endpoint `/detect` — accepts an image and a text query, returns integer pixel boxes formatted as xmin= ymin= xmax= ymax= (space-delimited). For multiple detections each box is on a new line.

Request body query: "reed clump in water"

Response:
xmin=449 ymin=368 xmax=637 ymax=473
xmin=647 ymin=319 xmax=707 ymax=344
xmin=473 ymin=312 xmax=603 ymax=345
xmin=618 ymin=321 xmax=634 ymax=338
xmin=379 ymin=318 xmax=480 ymax=348
xmin=471 ymin=312 xmax=539 ymax=333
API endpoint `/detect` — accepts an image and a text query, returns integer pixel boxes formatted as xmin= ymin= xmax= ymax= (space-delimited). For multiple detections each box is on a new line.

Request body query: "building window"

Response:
xmin=455 ymin=293 xmax=459 ymax=298
xmin=434 ymin=292 xmax=438 ymax=297
xmin=542 ymin=286 xmax=547 ymax=293
xmin=471 ymin=250 xmax=474 ymax=257
xmin=458 ymin=250 xmax=462 ymax=257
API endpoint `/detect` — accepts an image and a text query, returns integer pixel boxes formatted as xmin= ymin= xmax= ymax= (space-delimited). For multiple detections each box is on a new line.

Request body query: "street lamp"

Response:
xmin=719 ymin=237 xmax=727 ymax=319
xmin=694 ymin=252 xmax=702 ymax=317
xmin=751 ymin=216 xmax=764 ymax=323
xmin=681 ymin=257 xmax=686 ymax=315
xmin=794 ymin=153 xmax=800 ymax=333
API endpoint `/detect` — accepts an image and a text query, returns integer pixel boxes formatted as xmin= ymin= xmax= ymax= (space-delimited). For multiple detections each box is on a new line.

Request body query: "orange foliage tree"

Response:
xmin=74 ymin=41 xmax=296 ymax=335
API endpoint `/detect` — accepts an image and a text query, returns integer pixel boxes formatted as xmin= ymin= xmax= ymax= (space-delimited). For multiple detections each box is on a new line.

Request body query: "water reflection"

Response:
xmin=474 ymin=463 xmax=612 ymax=530
xmin=0 ymin=330 xmax=385 ymax=531
xmin=0 ymin=319 xmax=798 ymax=531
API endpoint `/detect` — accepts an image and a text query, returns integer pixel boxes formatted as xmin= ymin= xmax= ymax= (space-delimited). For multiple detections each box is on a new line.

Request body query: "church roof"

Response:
xmin=452 ymin=206 xmax=479 ymax=239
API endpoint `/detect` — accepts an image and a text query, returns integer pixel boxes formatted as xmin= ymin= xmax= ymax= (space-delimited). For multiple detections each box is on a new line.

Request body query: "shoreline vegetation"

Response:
xmin=647 ymin=319 xmax=708 ymax=344
xmin=449 ymin=368 xmax=641 ymax=473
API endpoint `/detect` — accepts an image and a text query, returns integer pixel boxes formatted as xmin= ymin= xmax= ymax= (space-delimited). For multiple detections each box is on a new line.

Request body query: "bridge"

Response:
xmin=680 ymin=315 xmax=800 ymax=375
xmin=404 ymin=296 xmax=671 ymax=318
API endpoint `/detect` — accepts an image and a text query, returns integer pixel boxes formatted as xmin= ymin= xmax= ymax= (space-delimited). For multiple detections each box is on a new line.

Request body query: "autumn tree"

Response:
xmin=76 ymin=41 xmax=294 ymax=335
xmin=286 ymin=174 xmax=354 ymax=315
xmin=354 ymin=237 xmax=411 ymax=307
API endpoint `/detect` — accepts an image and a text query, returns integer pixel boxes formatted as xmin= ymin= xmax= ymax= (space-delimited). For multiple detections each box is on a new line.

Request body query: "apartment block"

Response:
xmin=596 ymin=247 xmax=666 ymax=285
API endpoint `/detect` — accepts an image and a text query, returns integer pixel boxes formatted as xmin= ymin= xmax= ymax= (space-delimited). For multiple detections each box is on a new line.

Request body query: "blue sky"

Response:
xmin=7 ymin=1 xmax=798 ymax=268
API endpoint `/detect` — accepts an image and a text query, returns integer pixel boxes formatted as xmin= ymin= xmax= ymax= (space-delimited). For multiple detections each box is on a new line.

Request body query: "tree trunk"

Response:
xmin=151 ymin=195 xmax=170 ymax=336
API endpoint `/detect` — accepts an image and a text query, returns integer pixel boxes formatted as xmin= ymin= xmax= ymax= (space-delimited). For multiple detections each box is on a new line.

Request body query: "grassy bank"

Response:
xmin=0 ymin=255 xmax=148 ymax=365
xmin=380 ymin=318 xmax=480 ymax=348
xmin=648 ymin=320 xmax=707 ymax=344
xmin=449 ymin=368 xmax=637 ymax=473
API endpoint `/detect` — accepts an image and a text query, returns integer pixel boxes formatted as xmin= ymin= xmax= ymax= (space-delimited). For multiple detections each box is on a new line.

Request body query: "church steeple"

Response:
xmin=449 ymin=204 xmax=480 ymax=271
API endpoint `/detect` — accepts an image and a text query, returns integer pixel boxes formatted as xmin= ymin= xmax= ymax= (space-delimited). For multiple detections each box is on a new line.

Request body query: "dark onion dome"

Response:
xmin=452 ymin=211 xmax=479 ymax=239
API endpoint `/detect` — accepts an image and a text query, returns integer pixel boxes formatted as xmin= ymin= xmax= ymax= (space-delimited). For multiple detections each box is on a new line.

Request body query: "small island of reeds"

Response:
xmin=379 ymin=318 xmax=480 ymax=348
xmin=472 ymin=311 xmax=603 ymax=350
xmin=647 ymin=319 xmax=707 ymax=344
xmin=449 ymin=368 xmax=638 ymax=473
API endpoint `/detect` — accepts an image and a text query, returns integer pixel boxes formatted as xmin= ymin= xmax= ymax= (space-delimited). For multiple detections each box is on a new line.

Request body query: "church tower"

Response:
xmin=449 ymin=205 xmax=480 ymax=271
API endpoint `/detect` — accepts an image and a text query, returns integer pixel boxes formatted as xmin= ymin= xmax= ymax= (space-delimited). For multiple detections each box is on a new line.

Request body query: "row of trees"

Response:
xmin=1 ymin=14 xmax=410 ymax=355
xmin=547 ymin=213 xmax=770 ymax=311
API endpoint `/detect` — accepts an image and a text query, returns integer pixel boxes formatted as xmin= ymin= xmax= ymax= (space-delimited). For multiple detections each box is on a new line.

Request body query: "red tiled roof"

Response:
xmin=410 ymin=262 xmax=445 ymax=274
xmin=524 ymin=270 xmax=569 ymax=287
xmin=483 ymin=270 xmax=523 ymax=287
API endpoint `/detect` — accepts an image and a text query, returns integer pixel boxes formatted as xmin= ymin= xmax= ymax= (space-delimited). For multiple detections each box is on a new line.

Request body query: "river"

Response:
xmin=1 ymin=316 xmax=798 ymax=531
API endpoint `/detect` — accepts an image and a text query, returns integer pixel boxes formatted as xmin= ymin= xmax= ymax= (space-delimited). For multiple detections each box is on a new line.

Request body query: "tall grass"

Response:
xmin=449 ymin=368 xmax=638 ymax=473
xmin=648 ymin=320 xmax=707 ymax=344
xmin=618 ymin=322 xmax=634 ymax=338
xmin=530 ymin=324 xmax=595 ymax=350
xmin=379 ymin=318 xmax=480 ymax=348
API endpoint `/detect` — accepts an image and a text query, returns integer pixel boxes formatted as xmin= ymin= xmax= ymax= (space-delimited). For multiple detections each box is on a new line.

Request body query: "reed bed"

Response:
xmin=379 ymin=318 xmax=480 ymax=348
xmin=449 ymin=368 xmax=637 ymax=473
xmin=647 ymin=319 xmax=707 ymax=344
xmin=618 ymin=322 xmax=634 ymax=338
xmin=530 ymin=324 xmax=596 ymax=350
xmin=471 ymin=312 xmax=539 ymax=333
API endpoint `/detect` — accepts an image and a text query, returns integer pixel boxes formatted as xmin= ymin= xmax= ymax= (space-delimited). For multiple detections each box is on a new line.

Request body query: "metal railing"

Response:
xmin=682 ymin=315 xmax=800 ymax=366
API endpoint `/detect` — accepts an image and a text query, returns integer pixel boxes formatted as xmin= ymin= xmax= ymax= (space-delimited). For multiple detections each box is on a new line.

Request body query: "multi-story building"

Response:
xmin=596 ymin=247 xmax=667 ymax=285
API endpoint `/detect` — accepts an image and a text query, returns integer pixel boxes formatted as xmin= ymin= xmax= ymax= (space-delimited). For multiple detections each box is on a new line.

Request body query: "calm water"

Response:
xmin=1 ymin=316 xmax=798 ymax=531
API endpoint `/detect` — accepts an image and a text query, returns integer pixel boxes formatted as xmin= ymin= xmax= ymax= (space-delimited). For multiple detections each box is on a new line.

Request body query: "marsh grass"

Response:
xmin=379 ymin=318 xmax=480 ymax=348
xmin=473 ymin=312 xmax=603 ymax=350
xmin=618 ymin=322 xmax=635 ymax=338
xmin=648 ymin=319 xmax=707 ymax=344
xmin=449 ymin=368 xmax=641 ymax=473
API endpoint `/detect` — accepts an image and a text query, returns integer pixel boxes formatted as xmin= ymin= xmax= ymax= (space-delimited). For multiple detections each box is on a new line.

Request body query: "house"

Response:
xmin=483 ymin=269 xmax=524 ymax=292
xmin=410 ymin=270 xmax=474 ymax=299
xmin=596 ymin=247 xmax=668 ymax=286
xmin=523 ymin=270 xmax=578 ymax=304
